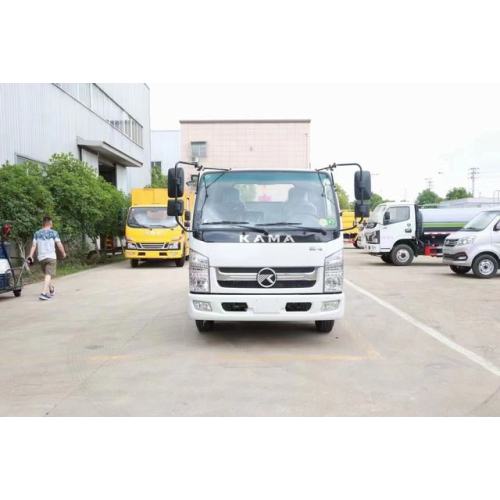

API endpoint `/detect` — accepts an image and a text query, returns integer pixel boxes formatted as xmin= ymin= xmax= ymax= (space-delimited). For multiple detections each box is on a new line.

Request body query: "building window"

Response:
xmin=54 ymin=83 xmax=144 ymax=147
xmin=191 ymin=141 xmax=207 ymax=159
xmin=151 ymin=161 xmax=162 ymax=169
xmin=15 ymin=154 xmax=47 ymax=166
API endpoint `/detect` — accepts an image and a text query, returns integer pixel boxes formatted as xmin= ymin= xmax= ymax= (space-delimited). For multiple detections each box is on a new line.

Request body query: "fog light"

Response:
xmin=193 ymin=300 xmax=212 ymax=312
xmin=321 ymin=300 xmax=340 ymax=312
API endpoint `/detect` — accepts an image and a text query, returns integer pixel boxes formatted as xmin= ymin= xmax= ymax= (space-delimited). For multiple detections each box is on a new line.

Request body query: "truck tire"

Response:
xmin=390 ymin=244 xmax=414 ymax=266
xmin=315 ymin=320 xmax=334 ymax=333
xmin=381 ymin=254 xmax=393 ymax=264
xmin=196 ymin=320 xmax=214 ymax=333
xmin=130 ymin=259 xmax=139 ymax=268
xmin=175 ymin=254 xmax=186 ymax=267
xmin=450 ymin=265 xmax=471 ymax=275
xmin=353 ymin=237 xmax=359 ymax=249
xmin=13 ymin=289 xmax=22 ymax=297
xmin=472 ymin=254 xmax=498 ymax=279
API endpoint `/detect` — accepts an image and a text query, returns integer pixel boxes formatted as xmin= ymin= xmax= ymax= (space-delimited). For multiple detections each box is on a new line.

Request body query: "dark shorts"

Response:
xmin=40 ymin=258 xmax=57 ymax=277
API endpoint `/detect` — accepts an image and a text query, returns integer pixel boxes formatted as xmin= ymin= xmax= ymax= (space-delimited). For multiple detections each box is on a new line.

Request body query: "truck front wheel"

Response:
xmin=315 ymin=320 xmax=334 ymax=333
xmin=450 ymin=265 xmax=471 ymax=275
xmin=175 ymin=254 xmax=186 ymax=267
xmin=390 ymin=244 xmax=414 ymax=266
xmin=472 ymin=254 xmax=498 ymax=279
xmin=130 ymin=259 xmax=139 ymax=268
xmin=196 ymin=320 xmax=214 ymax=333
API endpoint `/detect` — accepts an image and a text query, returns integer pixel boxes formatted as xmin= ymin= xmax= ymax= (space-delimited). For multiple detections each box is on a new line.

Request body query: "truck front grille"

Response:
xmin=216 ymin=267 xmax=317 ymax=289
xmin=139 ymin=243 xmax=166 ymax=250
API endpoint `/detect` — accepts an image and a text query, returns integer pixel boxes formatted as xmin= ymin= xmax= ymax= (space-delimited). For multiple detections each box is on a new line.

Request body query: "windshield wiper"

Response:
xmin=256 ymin=222 xmax=328 ymax=235
xmin=202 ymin=220 xmax=250 ymax=224
xmin=201 ymin=221 xmax=268 ymax=234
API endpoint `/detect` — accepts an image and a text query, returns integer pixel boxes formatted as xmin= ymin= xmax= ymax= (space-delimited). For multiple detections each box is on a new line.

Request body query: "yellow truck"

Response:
xmin=342 ymin=210 xmax=365 ymax=248
xmin=125 ymin=188 xmax=192 ymax=268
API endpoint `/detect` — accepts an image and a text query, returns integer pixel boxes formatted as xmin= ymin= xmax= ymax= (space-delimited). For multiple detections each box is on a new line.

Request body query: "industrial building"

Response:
xmin=179 ymin=119 xmax=311 ymax=176
xmin=0 ymin=83 xmax=151 ymax=192
xmin=150 ymin=130 xmax=180 ymax=174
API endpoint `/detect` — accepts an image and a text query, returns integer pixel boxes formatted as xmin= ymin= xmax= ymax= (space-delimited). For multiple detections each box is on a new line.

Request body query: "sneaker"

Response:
xmin=39 ymin=293 xmax=51 ymax=301
xmin=49 ymin=286 xmax=55 ymax=297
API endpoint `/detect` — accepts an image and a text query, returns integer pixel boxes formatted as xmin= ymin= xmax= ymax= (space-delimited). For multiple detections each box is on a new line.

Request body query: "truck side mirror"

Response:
xmin=184 ymin=210 xmax=191 ymax=222
xmin=354 ymin=171 xmax=372 ymax=201
xmin=167 ymin=199 xmax=184 ymax=217
xmin=383 ymin=211 xmax=390 ymax=224
xmin=354 ymin=201 xmax=370 ymax=218
xmin=168 ymin=167 xmax=185 ymax=198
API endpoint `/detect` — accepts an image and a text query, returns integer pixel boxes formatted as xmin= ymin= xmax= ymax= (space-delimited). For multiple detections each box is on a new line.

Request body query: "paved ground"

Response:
xmin=1 ymin=249 xmax=499 ymax=416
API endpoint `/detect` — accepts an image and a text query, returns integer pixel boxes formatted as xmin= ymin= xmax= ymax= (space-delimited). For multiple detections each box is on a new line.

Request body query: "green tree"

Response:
xmin=148 ymin=164 xmax=167 ymax=188
xmin=369 ymin=192 xmax=384 ymax=210
xmin=416 ymin=189 xmax=442 ymax=206
xmin=44 ymin=153 xmax=111 ymax=250
xmin=446 ymin=187 xmax=472 ymax=200
xmin=335 ymin=183 xmax=350 ymax=210
xmin=0 ymin=162 xmax=55 ymax=256
xmin=95 ymin=180 xmax=130 ymax=241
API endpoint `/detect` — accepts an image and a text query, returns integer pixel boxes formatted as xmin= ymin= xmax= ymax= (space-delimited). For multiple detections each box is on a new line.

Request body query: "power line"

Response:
xmin=424 ymin=177 xmax=433 ymax=190
xmin=468 ymin=167 xmax=480 ymax=197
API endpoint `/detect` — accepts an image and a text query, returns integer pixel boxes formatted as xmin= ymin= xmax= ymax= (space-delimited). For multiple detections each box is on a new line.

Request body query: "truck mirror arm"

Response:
xmin=317 ymin=162 xmax=369 ymax=228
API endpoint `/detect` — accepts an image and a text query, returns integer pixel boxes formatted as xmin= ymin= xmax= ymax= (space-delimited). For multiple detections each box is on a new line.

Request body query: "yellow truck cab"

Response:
xmin=342 ymin=209 xmax=366 ymax=248
xmin=125 ymin=188 xmax=192 ymax=268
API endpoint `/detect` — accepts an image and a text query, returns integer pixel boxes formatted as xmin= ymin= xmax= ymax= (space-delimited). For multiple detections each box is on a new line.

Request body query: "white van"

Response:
xmin=443 ymin=209 xmax=500 ymax=278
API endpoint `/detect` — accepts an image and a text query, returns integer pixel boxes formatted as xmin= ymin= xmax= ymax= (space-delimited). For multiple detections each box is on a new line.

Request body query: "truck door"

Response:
xmin=380 ymin=205 xmax=413 ymax=251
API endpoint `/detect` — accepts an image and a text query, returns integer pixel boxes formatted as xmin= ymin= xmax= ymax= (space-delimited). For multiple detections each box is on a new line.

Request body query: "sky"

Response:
xmin=149 ymin=83 xmax=500 ymax=202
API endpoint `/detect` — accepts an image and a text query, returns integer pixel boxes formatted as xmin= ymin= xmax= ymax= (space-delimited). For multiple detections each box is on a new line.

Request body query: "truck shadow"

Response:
xmin=201 ymin=321 xmax=335 ymax=342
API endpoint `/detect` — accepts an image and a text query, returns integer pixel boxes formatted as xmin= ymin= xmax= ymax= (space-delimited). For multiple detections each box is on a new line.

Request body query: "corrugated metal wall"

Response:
xmin=0 ymin=83 xmax=151 ymax=190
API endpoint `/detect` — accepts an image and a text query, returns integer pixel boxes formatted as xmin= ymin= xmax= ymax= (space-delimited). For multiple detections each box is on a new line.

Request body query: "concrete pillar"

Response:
xmin=116 ymin=165 xmax=128 ymax=193
xmin=81 ymin=149 xmax=99 ymax=173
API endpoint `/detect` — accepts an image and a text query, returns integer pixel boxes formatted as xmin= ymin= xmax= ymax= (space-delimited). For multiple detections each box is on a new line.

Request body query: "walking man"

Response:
xmin=28 ymin=216 xmax=66 ymax=301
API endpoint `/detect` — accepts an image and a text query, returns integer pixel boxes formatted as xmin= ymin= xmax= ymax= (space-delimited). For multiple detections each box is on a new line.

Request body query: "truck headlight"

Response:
xmin=324 ymin=250 xmax=343 ymax=293
xmin=457 ymin=236 xmax=475 ymax=246
xmin=167 ymin=242 xmax=180 ymax=250
xmin=189 ymin=250 xmax=210 ymax=293
xmin=127 ymin=241 xmax=137 ymax=249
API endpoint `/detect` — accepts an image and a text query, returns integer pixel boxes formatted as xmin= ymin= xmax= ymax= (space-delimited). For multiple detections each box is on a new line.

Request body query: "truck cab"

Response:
xmin=443 ymin=209 xmax=500 ymax=278
xmin=125 ymin=188 xmax=192 ymax=268
xmin=364 ymin=202 xmax=421 ymax=265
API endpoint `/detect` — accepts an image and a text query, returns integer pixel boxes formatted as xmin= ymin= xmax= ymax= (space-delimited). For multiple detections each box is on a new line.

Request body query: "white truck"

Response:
xmin=443 ymin=209 xmax=500 ymax=278
xmin=363 ymin=202 xmax=489 ymax=265
xmin=167 ymin=162 xmax=371 ymax=333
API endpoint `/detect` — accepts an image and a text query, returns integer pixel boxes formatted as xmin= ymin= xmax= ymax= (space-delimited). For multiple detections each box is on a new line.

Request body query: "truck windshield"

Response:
xmin=127 ymin=207 xmax=178 ymax=229
xmin=461 ymin=211 xmax=500 ymax=232
xmin=193 ymin=170 xmax=339 ymax=232
xmin=370 ymin=204 xmax=386 ymax=224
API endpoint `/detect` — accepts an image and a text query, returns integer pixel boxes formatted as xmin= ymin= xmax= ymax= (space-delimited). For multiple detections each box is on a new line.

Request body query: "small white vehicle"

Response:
xmin=443 ymin=209 xmax=500 ymax=278
xmin=167 ymin=162 xmax=371 ymax=333
xmin=364 ymin=202 xmax=492 ymax=265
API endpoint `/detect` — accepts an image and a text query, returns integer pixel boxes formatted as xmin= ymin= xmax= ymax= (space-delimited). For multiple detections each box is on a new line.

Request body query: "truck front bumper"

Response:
xmin=442 ymin=250 xmax=471 ymax=266
xmin=125 ymin=249 xmax=184 ymax=260
xmin=367 ymin=244 xmax=382 ymax=255
xmin=188 ymin=293 xmax=345 ymax=322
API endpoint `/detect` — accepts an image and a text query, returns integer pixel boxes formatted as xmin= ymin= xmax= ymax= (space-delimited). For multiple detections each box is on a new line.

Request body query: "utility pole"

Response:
xmin=468 ymin=167 xmax=480 ymax=197
xmin=424 ymin=177 xmax=433 ymax=190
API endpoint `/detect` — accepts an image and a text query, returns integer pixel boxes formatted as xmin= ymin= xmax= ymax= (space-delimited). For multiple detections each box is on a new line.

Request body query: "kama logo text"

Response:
xmin=239 ymin=234 xmax=295 ymax=243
